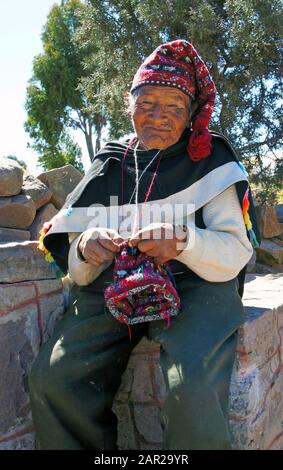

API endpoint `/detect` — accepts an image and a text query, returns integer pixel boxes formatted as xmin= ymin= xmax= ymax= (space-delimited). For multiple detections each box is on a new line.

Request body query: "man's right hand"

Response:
xmin=78 ymin=228 xmax=123 ymax=267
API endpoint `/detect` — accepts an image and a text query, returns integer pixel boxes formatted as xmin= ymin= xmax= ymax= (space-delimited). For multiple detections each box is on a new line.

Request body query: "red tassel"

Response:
xmin=187 ymin=128 xmax=212 ymax=162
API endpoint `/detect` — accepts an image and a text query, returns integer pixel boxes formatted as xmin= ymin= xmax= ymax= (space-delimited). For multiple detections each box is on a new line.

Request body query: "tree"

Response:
xmin=79 ymin=0 xmax=282 ymax=201
xmin=25 ymin=0 xmax=105 ymax=168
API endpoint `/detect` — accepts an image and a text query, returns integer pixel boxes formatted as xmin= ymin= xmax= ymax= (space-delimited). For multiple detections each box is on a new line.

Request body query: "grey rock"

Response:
xmin=0 ymin=227 xmax=30 ymax=243
xmin=0 ymin=158 xmax=23 ymax=196
xmin=0 ymin=307 xmax=40 ymax=435
xmin=22 ymin=172 xmax=52 ymax=210
xmin=0 ymin=241 xmax=57 ymax=283
xmin=29 ymin=203 xmax=58 ymax=240
xmin=37 ymin=165 xmax=83 ymax=209
xmin=0 ymin=194 xmax=36 ymax=229
xmin=275 ymin=204 xmax=283 ymax=223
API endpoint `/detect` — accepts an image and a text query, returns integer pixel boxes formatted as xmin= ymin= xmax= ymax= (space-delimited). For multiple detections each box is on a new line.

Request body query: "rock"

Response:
xmin=277 ymin=224 xmax=283 ymax=240
xmin=256 ymin=239 xmax=283 ymax=265
xmin=255 ymin=206 xmax=282 ymax=239
xmin=246 ymin=249 xmax=256 ymax=273
xmin=0 ymin=306 xmax=39 ymax=435
xmin=0 ymin=433 xmax=35 ymax=450
xmin=0 ymin=227 xmax=30 ymax=243
xmin=29 ymin=203 xmax=58 ymax=241
xmin=0 ymin=277 xmax=64 ymax=446
xmin=22 ymin=172 xmax=52 ymax=210
xmin=275 ymin=204 xmax=283 ymax=223
xmin=0 ymin=158 xmax=23 ymax=196
xmin=254 ymin=263 xmax=283 ymax=274
xmin=0 ymin=194 xmax=36 ymax=229
xmin=0 ymin=241 xmax=57 ymax=283
xmin=37 ymin=165 xmax=83 ymax=209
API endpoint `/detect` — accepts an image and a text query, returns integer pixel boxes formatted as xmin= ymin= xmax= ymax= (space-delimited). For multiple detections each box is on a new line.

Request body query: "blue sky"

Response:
xmin=0 ymin=0 xmax=89 ymax=174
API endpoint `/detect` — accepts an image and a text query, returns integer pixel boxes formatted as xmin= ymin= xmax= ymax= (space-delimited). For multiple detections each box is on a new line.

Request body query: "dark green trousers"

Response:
xmin=29 ymin=276 xmax=244 ymax=450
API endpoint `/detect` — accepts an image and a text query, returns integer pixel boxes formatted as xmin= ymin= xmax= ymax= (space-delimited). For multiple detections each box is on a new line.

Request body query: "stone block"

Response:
xmin=0 ymin=194 xmax=36 ymax=229
xmin=236 ymin=310 xmax=280 ymax=368
xmin=0 ymin=283 xmax=35 ymax=313
xmin=0 ymin=158 xmax=23 ymax=197
xmin=0 ymin=432 xmax=35 ymax=450
xmin=134 ymin=405 xmax=163 ymax=445
xmin=37 ymin=165 xmax=83 ymax=209
xmin=129 ymin=357 xmax=154 ymax=402
xmin=255 ymin=206 xmax=282 ymax=238
xmin=22 ymin=172 xmax=52 ymax=210
xmin=256 ymin=239 xmax=283 ymax=265
xmin=0 ymin=305 xmax=40 ymax=436
xmin=112 ymin=403 xmax=137 ymax=450
xmin=0 ymin=227 xmax=30 ymax=243
xmin=230 ymin=354 xmax=280 ymax=420
xmin=29 ymin=203 xmax=58 ymax=241
xmin=0 ymin=241 xmax=56 ymax=283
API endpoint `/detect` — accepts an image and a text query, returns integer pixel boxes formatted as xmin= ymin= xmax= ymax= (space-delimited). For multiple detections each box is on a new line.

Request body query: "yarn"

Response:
xmin=104 ymin=240 xmax=181 ymax=330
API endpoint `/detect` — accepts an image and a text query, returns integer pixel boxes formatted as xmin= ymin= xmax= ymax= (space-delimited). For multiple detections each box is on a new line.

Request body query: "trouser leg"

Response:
xmin=149 ymin=277 xmax=244 ymax=450
xmin=29 ymin=288 xmax=147 ymax=450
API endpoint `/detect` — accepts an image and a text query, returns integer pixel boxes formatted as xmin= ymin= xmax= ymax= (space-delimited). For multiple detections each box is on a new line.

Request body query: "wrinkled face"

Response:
xmin=131 ymin=85 xmax=191 ymax=150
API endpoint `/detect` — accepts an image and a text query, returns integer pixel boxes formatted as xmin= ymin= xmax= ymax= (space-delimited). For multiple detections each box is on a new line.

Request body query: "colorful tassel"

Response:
xmin=37 ymin=222 xmax=64 ymax=278
xmin=242 ymin=189 xmax=260 ymax=249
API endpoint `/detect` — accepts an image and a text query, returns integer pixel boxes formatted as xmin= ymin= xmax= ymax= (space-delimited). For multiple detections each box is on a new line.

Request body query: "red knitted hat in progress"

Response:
xmin=130 ymin=39 xmax=217 ymax=161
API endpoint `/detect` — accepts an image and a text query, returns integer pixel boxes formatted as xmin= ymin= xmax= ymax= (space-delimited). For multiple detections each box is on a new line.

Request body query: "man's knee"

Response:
xmin=29 ymin=339 xmax=66 ymax=400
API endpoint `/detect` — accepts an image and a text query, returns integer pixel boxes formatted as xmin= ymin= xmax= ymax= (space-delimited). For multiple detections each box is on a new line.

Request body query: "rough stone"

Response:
xmin=130 ymin=357 xmax=154 ymax=402
xmin=37 ymin=165 xmax=83 ymax=209
xmin=256 ymin=239 xmax=283 ymax=265
xmin=0 ymin=241 xmax=56 ymax=283
xmin=112 ymin=403 xmax=137 ymax=450
xmin=0 ymin=227 xmax=30 ymax=243
xmin=0 ymin=306 xmax=40 ymax=435
xmin=275 ymin=204 xmax=283 ymax=223
xmin=260 ymin=372 xmax=283 ymax=449
xmin=0 ymin=432 xmax=35 ymax=450
xmin=253 ymin=263 xmax=283 ymax=274
xmin=255 ymin=206 xmax=282 ymax=238
xmin=0 ymin=194 xmax=36 ymax=229
xmin=0 ymin=158 xmax=23 ymax=197
xmin=29 ymin=203 xmax=58 ymax=240
xmin=0 ymin=283 xmax=35 ymax=313
xmin=22 ymin=172 xmax=52 ymax=210
xmin=134 ymin=406 xmax=163 ymax=444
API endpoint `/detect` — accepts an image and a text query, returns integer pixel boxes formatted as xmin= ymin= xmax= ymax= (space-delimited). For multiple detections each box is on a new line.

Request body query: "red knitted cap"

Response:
xmin=130 ymin=39 xmax=216 ymax=161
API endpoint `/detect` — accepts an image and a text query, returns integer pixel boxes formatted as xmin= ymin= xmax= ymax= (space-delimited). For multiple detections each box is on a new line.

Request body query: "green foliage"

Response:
xmin=4 ymin=155 xmax=27 ymax=169
xmin=26 ymin=0 xmax=282 ymax=203
xmin=79 ymin=0 xmax=282 ymax=201
xmin=36 ymin=132 xmax=84 ymax=173
xmin=25 ymin=0 xmax=100 ymax=167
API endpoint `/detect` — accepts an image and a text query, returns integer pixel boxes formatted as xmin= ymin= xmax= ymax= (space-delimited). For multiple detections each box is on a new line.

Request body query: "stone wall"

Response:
xmin=0 ymin=255 xmax=282 ymax=449
xmin=0 ymin=157 xmax=83 ymax=243
xmin=113 ymin=274 xmax=283 ymax=450
xmin=0 ymin=242 xmax=71 ymax=449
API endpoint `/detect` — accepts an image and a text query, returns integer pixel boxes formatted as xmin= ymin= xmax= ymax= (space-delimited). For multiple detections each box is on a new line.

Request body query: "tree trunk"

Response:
xmin=95 ymin=120 xmax=102 ymax=154
xmin=85 ymin=130 xmax=95 ymax=162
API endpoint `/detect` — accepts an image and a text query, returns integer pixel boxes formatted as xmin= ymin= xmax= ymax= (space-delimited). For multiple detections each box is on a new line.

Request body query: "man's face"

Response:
xmin=131 ymin=85 xmax=191 ymax=150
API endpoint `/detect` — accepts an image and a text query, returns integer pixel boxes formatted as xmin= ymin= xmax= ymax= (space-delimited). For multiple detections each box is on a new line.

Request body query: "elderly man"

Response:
xmin=29 ymin=39 xmax=259 ymax=450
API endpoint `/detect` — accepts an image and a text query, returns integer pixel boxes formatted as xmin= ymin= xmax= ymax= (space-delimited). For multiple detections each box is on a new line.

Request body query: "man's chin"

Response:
xmin=141 ymin=136 xmax=174 ymax=150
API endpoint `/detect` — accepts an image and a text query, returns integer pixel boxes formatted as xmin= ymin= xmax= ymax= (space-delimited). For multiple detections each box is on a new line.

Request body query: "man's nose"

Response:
xmin=151 ymin=104 xmax=166 ymax=120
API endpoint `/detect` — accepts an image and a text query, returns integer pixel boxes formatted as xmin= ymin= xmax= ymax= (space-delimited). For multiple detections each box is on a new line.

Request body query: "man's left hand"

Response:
xmin=129 ymin=223 xmax=187 ymax=264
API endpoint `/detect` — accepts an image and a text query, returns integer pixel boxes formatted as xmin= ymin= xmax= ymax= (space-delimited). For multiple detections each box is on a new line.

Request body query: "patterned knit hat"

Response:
xmin=104 ymin=241 xmax=181 ymax=336
xmin=130 ymin=39 xmax=216 ymax=161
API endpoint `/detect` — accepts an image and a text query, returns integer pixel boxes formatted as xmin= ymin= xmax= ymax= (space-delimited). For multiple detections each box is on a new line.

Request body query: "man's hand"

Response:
xmin=129 ymin=223 xmax=187 ymax=264
xmin=78 ymin=228 xmax=123 ymax=267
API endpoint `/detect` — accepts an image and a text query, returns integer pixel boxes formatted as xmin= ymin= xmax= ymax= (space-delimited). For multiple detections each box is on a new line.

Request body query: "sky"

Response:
xmin=0 ymin=0 xmax=90 ymax=175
